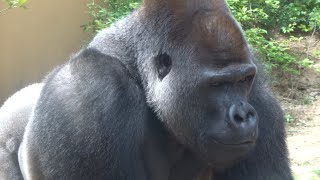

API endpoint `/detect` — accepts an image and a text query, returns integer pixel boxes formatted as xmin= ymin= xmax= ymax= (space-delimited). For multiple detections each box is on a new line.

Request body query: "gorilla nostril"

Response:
xmin=234 ymin=114 xmax=244 ymax=122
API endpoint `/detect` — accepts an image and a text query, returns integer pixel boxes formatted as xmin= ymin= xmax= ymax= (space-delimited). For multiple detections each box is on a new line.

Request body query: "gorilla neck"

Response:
xmin=144 ymin=115 xmax=211 ymax=180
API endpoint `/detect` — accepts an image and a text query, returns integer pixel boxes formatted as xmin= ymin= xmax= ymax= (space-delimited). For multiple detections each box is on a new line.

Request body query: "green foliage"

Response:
xmin=1 ymin=0 xmax=27 ymax=13
xmin=314 ymin=50 xmax=320 ymax=58
xmin=227 ymin=0 xmax=320 ymax=33
xmin=279 ymin=0 xmax=320 ymax=33
xmin=227 ymin=0 xmax=319 ymax=75
xmin=314 ymin=170 xmax=320 ymax=177
xmin=83 ymin=0 xmax=140 ymax=33
xmin=303 ymin=95 xmax=314 ymax=105
xmin=84 ymin=0 xmax=319 ymax=76
xmin=285 ymin=113 xmax=294 ymax=123
xmin=245 ymin=27 xmax=299 ymax=74
xmin=4 ymin=0 xmax=27 ymax=7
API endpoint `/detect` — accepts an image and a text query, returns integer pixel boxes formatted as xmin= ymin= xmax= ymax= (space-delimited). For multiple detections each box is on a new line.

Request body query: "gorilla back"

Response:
xmin=19 ymin=0 xmax=293 ymax=179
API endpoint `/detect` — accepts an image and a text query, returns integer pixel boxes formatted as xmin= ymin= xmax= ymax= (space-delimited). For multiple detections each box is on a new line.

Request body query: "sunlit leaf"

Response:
xmin=18 ymin=0 xmax=27 ymax=6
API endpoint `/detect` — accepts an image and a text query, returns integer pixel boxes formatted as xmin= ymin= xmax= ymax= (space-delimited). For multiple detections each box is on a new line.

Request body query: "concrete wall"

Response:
xmin=0 ymin=0 xmax=92 ymax=104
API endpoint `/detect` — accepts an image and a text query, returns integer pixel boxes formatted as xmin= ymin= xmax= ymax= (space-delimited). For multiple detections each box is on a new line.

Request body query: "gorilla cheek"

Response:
xmin=157 ymin=95 xmax=204 ymax=146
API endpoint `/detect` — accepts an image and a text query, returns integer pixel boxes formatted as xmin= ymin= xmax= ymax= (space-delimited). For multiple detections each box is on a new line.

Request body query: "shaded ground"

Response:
xmin=287 ymin=97 xmax=320 ymax=180
xmin=268 ymin=34 xmax=320 ymax=180
xmin=275 ymin=34 xmax=320 ymax=180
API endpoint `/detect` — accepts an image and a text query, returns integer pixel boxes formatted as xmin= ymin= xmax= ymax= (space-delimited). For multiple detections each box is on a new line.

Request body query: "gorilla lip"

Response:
xmin=210 ymin=138 xmax=255 ymax=148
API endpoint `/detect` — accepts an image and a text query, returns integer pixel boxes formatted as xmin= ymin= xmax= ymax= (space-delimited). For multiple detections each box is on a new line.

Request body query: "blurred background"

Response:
xmin=0 ymin=0 xmax=91 ymax=103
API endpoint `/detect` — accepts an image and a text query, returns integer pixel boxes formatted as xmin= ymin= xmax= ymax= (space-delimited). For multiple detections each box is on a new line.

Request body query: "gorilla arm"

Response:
xmin=19 ymin=49 xmax=150 ymax=180
xmin=0 ymin=83 xmax=43 ymax=180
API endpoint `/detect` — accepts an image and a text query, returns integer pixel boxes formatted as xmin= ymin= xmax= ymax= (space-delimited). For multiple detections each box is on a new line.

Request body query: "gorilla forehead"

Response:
xmin=139 ymin=8 xmax=250 ymax=67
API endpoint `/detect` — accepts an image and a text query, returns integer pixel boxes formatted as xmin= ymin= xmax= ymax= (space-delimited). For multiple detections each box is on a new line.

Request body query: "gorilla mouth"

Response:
xmin=209 ymin=138 xmax=255 ymax=148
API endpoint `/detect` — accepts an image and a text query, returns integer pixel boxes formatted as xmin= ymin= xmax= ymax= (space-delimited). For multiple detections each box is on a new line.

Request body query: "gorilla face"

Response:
xmin=151 ymin=49 xmax=258 ymax=168
xmin=147 ymin=10 xmax=259 ymax=168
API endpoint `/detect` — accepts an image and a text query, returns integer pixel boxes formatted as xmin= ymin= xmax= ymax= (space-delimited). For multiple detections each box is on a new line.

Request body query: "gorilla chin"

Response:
xmin=200 ymin=136 xmax=257 ymax=170
xmin=199 ymin=115 xmax=259 ymax=169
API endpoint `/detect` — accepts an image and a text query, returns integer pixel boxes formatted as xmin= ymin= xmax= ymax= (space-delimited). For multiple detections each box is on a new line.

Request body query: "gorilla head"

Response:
xmin=142 ymin=1 xmax=258 ymax=168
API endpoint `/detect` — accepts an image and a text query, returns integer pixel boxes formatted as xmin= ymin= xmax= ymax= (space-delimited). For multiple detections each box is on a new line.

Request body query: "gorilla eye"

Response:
xmin=155 ymin=53 xmax=172 ymax=80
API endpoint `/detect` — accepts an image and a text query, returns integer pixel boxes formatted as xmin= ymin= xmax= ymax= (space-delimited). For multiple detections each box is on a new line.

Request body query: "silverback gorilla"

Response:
xmin=2 ymin=0 xmax=293 ymax=179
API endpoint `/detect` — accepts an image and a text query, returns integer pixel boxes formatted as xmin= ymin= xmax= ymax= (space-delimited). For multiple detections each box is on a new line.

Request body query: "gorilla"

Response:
xmin=1 ymin=0 xmax=293 ymax=179
xmin=0 ymin=83 xmax=43 ymax=180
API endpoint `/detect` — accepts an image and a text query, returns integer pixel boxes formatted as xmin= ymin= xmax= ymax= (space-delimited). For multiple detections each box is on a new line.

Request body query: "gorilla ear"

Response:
xmin=154 ymin=53 xmax=172 ymax=80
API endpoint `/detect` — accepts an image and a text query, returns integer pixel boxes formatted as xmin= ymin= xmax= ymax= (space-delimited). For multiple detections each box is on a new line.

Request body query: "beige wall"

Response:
xmin=0 ymin=0 xmax=92 ymax=104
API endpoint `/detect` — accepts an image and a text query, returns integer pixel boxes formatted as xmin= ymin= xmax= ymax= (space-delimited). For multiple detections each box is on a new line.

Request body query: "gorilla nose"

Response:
xmin=228 ymin=102 xmax=257 ymax=128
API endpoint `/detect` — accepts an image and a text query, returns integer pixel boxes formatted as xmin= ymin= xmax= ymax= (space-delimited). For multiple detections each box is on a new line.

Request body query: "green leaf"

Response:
xmin=18 ymin=0 xmax=27 ymax=6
